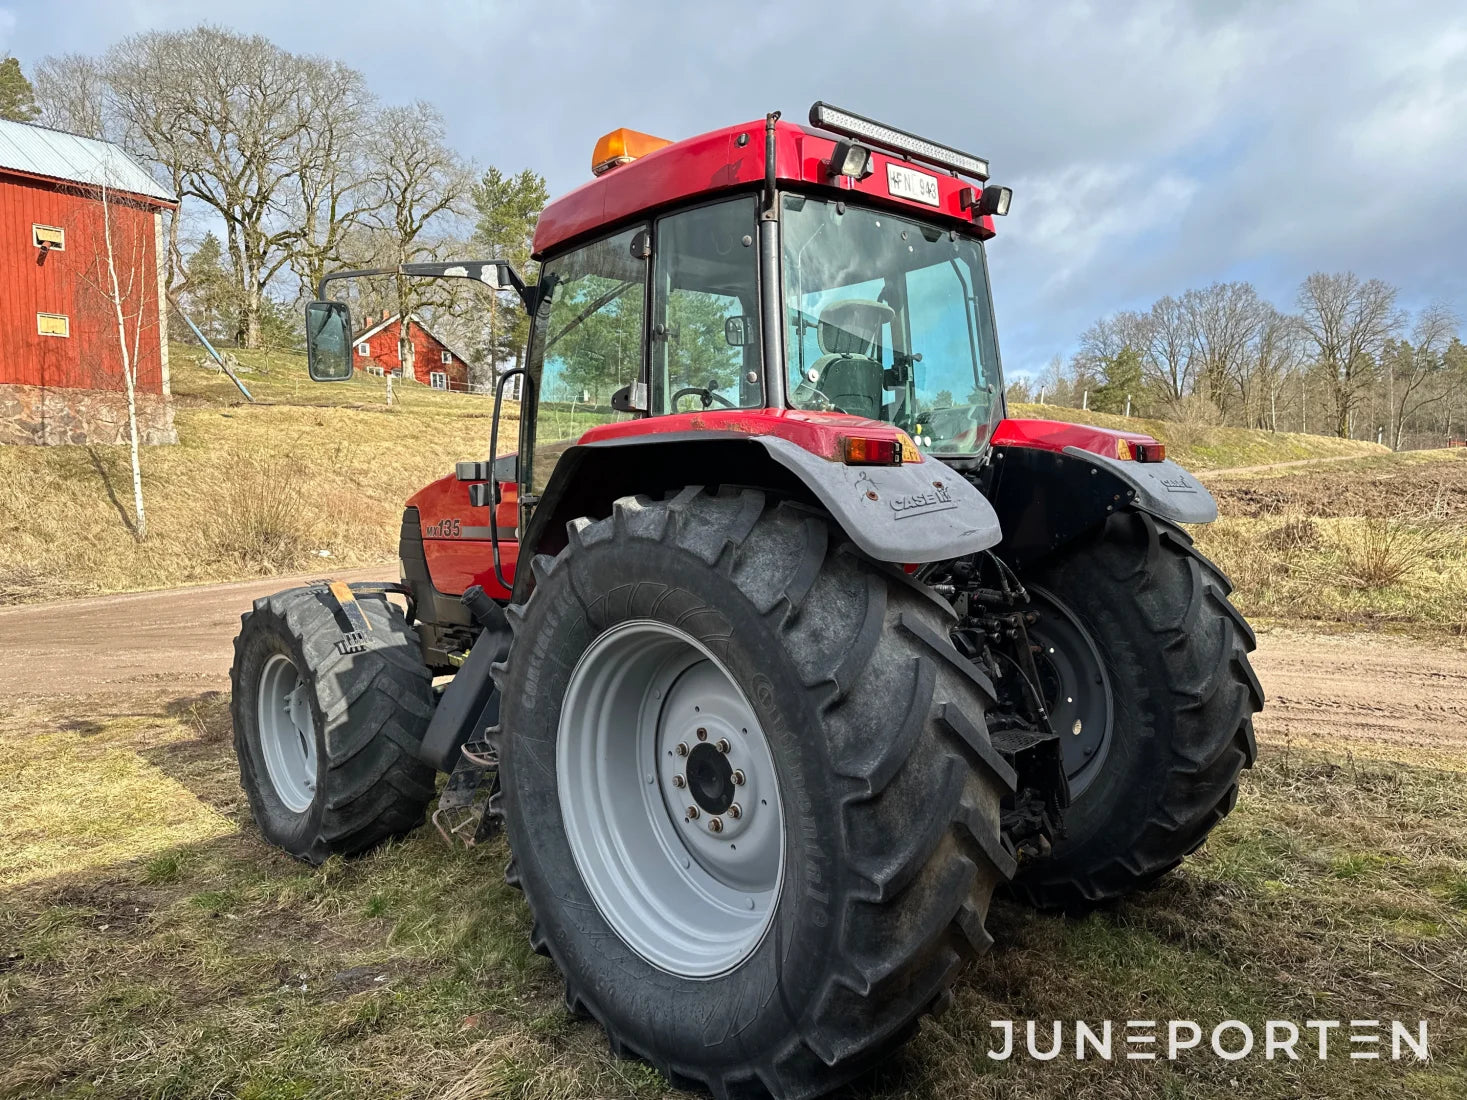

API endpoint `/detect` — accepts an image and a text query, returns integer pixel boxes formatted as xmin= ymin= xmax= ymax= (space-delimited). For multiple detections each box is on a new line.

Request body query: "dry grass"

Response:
xmin=1195 ymin=450 xmax=1467 ymax=637
xmin=1336 ymin=517 xmax=1452 ymax=590
xmin=1 ymin=691 xmax=1463 ymax=1099
xmin=0 ymin=346 xmax=518 ymax=603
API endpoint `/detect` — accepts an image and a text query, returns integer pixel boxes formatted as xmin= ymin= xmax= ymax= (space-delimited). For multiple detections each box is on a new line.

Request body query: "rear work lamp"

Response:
xmin=810 ymin=101 xmax=990 ymax=181
xmin=843 ymin=436 xmax=904 ymax=466
xmin=827 ymin=139 xmax=874 ymax=180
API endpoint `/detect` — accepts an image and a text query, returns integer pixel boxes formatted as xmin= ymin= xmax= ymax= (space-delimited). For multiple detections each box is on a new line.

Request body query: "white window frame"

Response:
xmin=356 ymin=342 xmax=370 ymax=356
xmin=440 ymin=349 xmax=452 ymax=365
xmin=37 ymin=312 xmax=70 ymax=337
xmin=33 ymin=224 xmax=65 ymax=251
xmin=429 ymin=371 xmax=448 ymax=390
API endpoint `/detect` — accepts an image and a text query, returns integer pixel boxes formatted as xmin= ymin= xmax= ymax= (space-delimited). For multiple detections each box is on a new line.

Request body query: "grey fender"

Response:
xmin=1066 ymin=448 xmax=1218 ymax=524
xmin=514 ymin=432 xmax=1003 ymax=603
xmin=758 ymin=436 xmax=1001 ymax=562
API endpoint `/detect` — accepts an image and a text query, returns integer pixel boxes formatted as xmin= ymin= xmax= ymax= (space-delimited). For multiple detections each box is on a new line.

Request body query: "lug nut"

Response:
xmin=685 ymin=805 xmax=700 ymax=820
xmin=708 ymin=817 xmax=724 ymax=833
xmin=696 ymin=727 xmax=708 ymax=741
xmin=672 ymin=774 xmax=686 ymax=788
xmin=716 ymin=738 xmax=731 ymax=754
xmin=728 ymin=803 xmax=742 ymax=819
xmin=732 ymin=769 xmax=745 ymax=786
xmin=675 ymin=742 xmax=689 ymax=757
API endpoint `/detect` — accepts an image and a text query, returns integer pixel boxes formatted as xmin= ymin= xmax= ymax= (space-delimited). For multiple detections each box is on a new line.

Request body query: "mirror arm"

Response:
xmin=317 ymin=261 xmax=537 ymax=313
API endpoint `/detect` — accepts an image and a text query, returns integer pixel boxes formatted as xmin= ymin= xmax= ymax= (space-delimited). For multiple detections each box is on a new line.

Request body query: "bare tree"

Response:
xmin=1142 ymin=295 xmax=1192 ymax=406
xmin=33 ymin=53 xmax=111 ymax=138
xmin=1388 ymin=302 xmax=1460 ymax=450
xmin=283 ymin=63 xmax=383 ymax=299
xmin=70 ymin=175 xmax=162 ymax=537
xmin=1182 ymin=281 xmax=1266 ymax=417
xmin=1252 ymin=308 xmax=1306 ymax=430
xmin=365 ymin=101 xmax=472 ymax=383
xmin=104 ymin=27 xmax=354 ymax=347
xmin=1295 ymin=272 xmax=1404 ymax=438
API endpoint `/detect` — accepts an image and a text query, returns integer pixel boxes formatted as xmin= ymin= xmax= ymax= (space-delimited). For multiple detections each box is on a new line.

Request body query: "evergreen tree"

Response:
xmin=0 ymin=57 xmax=40 ymax=122
xmin=472 ymin=167 xmax=550 ymax=385
xmin=181 ymin=233 xmax=237 ymax=345
xmin=1092 ymin=345 xmax=1144 ymax=414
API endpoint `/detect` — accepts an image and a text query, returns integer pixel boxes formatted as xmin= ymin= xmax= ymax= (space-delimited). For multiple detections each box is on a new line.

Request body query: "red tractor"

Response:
xmin=231 ymin=104 xmax=1262 ymax=1099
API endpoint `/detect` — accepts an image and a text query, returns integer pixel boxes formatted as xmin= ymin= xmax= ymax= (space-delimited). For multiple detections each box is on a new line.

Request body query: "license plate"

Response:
xmin=886 ymin=163 xmax=940 ymax=207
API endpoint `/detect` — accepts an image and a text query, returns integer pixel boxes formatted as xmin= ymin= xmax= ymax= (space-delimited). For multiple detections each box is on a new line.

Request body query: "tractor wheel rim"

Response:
xmin=1026 ymin=585 xmax=1113 ymax=797
xmin=257 ymin=652 xmax=319 ymax=814
xmin=557 ymin=619 xmax=784 ymax=979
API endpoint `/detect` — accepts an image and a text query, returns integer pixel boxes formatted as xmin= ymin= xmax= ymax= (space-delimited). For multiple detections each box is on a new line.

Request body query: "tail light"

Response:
xmin=843 ymin=436 xmax=903 ymax=466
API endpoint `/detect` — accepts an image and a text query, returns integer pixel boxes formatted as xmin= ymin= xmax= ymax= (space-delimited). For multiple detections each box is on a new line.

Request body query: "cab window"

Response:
xmin=651 ymin=197 xmax=762 ymax=413
xmin=524 ymin=225 xmax=647 ymax=494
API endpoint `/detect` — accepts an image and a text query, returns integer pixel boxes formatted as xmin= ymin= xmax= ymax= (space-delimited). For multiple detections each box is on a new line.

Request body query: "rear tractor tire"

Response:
xmin=494 ymin=487 xmax=1017 ymax=1100
xmin=231 ymin=586 xmax=437 ymax=864
xmin=1013 ymin=510 xmax=1264 ymax=909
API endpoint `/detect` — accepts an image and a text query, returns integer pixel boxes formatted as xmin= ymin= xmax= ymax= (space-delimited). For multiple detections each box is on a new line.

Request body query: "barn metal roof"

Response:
xmin=0 ymin=118 xmax=174 ymax=204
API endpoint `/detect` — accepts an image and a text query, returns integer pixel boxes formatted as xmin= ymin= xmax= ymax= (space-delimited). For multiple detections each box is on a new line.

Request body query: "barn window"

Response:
xmin=440 ymin=350 xmax=452 ymax=365
xmin=356 ymin=342 xmax=370 ymax=356
xmin=37 ymin=313 xmax=70 ymax=337
xmin=33 ymin=225 xmax=65 ymax=251
xmin=430 ymin=371 xmax=448 ymax=390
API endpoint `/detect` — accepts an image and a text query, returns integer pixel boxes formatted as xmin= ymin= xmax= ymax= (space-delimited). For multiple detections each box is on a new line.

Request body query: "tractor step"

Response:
xmin=432 ymin=744 xmax=501 ymax=848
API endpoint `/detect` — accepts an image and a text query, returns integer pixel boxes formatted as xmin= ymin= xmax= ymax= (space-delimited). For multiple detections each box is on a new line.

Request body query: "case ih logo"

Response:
xmin=890 ymin=485 xmax=956 ymax=518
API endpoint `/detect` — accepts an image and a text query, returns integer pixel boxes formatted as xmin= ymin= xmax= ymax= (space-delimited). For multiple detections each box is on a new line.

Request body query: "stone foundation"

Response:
xmin=0 ymin=384 xmax=177 ymax=446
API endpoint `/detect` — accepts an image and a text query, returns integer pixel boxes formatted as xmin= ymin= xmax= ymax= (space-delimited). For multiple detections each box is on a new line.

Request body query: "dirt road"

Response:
xmin=0 ymin=568 xmax=392 ymax=699
xmin=2 ymin=577 xmax=1464 ymax=753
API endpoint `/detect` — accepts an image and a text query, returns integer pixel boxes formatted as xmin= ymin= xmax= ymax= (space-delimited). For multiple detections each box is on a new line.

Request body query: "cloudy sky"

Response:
xmin=4 ymin=0 xmax=1465 ymax=375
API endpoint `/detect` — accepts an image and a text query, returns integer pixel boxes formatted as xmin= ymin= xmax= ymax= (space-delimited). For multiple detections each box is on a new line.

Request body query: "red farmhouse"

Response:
xmin=353 ymin=313 xmax=474 ymax=392
xmin=0 ymin=118 xmax=177 ymax=445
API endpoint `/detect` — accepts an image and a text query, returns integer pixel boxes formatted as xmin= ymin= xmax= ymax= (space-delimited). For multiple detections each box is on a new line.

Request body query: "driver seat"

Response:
xmin=807 ymin=299 xmax=894 ymax=419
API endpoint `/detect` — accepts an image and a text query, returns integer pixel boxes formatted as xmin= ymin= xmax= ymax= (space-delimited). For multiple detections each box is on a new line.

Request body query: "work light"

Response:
xmin=810 ymin=101 xmax=990 ymax=180
xmin=828 ymin=139 xmax=874 ymax=180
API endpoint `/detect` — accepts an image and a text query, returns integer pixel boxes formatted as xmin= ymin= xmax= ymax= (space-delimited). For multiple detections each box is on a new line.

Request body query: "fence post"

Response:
xmin=1125 ymin=394 xmax=1131 ymax=417
xmin=1038 ymin=387 xmax=1046 ymax=405
xmin=1082 ymin=389 xmax=1088 ymax=411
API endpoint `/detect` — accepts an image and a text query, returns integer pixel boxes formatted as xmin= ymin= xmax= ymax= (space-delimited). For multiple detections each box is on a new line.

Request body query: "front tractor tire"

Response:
xmin=495 ymin=488 xmax=1016 ymax=1100
xmin=1013 ymin=511 xmax=1264 ymax=909
xmin=231 ymin=587 xmax=437 ymax=864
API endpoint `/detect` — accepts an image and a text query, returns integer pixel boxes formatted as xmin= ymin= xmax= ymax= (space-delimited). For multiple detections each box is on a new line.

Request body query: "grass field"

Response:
xmin=1 ymin=690 xmax=1463 ymax=1098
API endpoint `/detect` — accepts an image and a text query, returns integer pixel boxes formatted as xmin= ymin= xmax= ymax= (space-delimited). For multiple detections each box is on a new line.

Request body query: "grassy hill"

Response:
xmin=0 ymin=347 xmax=519 ymax=603
xmin=0 ymin=349 xmax=1405 ymax=603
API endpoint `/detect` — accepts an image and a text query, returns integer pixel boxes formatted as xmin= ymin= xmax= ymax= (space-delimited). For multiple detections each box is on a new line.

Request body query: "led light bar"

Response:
xmin=810 ymin=101 xmax=989 ymax=181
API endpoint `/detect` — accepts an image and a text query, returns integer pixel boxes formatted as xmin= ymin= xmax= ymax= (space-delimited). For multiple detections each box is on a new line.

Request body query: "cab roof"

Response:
xmin=532 ymin=116 xmax=997 ymax=258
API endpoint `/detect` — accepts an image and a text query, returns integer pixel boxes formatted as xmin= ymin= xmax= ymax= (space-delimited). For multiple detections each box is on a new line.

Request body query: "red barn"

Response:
xmin=0 ymin=119 xmax=178 ymax=445
xmin=353 ymin=313 xmax=475 ymax=392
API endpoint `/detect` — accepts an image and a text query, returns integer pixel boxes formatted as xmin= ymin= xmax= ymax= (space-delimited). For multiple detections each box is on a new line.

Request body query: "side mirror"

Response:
xmin=724 ymin=315 xmax=755 ymax=347
xmin=304 ymin=300 xmax=355 ymax=382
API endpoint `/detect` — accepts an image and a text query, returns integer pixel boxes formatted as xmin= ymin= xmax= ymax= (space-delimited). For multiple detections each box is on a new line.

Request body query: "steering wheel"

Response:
xmin=671 ymin=386 xmax=736 ymax=410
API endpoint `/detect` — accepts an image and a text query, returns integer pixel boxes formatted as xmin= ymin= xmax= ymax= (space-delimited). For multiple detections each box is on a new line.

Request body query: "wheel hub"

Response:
xmin=256 ymin=652 xmax=318 ymax=813
xmin=557 ymin=620 xmax=784 ymax=978
xmin=1026 ymin=586 xmax=1114 ymax=797
xmin=685 ymin=743 xmax=734 ymax=815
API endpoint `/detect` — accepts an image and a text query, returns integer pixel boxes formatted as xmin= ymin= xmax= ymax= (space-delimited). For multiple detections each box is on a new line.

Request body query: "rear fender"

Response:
xmin=515 ymin=432 xmax=1002 ymax=601
xmin=985 ymin=443 xmax=1216 ymax=571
